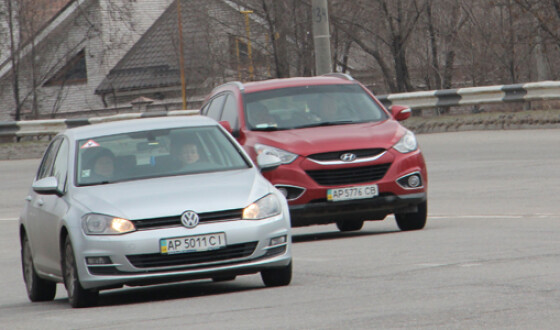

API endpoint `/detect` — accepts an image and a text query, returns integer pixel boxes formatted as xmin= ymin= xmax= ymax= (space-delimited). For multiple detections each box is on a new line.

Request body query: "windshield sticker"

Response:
xmin=81 ymin=140 xmax=100 ymax=149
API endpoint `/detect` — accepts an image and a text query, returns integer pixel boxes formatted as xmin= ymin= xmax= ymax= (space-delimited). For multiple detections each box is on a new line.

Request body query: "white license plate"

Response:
xmin=327 ymin=184 xmax=379 ymax=202
xmin=160 ymin=233 xmax=226 ymax=255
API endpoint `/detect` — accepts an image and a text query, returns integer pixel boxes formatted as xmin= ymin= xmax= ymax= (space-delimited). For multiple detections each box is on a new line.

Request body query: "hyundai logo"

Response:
xmin=340 ymin=153 xmax=357 ymax=162
xmin=181 ymin=211 xmax=200 ymax=228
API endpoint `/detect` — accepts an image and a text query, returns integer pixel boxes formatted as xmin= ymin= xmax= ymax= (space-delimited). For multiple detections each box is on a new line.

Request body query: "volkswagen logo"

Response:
xmin=340 ymin=153 xmax=357 ymax=162
xmin=181 ymin=211 xmax=199 ymax=228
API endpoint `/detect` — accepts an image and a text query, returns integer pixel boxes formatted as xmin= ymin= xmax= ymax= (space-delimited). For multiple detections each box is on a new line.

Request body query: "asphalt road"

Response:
xmin=1 ymin=129 xmax=559 ymax=329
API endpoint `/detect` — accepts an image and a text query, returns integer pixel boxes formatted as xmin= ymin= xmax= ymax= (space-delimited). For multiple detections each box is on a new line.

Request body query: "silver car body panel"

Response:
xmin=19 ymin=116 xmax=292 ymax=290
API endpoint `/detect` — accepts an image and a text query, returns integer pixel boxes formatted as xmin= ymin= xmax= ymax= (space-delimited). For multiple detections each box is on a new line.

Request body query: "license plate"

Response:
xmin=327 ymin=184 xmax=379 ymax=202
xmin=160 ymin=233 xmax=226 ymax=255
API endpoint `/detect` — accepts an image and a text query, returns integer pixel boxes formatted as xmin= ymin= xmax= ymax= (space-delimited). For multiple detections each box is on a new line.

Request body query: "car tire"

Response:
xmin=212 ymin=276 xmax=236 ymax=282
xmin=261 ymin=262 xmax=292 ymax=287
xmin=395 ymin=201 xmax=427 ymax=231
xmin=336 ymin=220 xmax=364 ymax=232
xmin=63 ymin=237 xmax=98 ymax=308
xmin=21 ymin=235 xmax=57 ymax=302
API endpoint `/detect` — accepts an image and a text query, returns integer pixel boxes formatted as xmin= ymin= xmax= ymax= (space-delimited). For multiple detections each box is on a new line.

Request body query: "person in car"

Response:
xmin=82 ymin=147 xmax=116 ymax=182
xmin=175 ymin=140 xmax=212 ymax=172
xmin=310 ymin=94 xmax=346 ymax=122
xmin=178 ymin=142 xmax=200 ymax=168
xmin=248 ymin=103 xmax=276 ymax=128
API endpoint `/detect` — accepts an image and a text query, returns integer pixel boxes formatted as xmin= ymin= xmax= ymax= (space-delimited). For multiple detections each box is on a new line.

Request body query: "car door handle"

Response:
xmin=36 ymin=199 xmax=44 ymax=207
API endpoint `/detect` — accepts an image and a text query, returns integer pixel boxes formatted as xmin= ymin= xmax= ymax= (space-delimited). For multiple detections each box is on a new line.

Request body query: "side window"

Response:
xmin=206 ymin=95 xmax=227 ymax=120
xmin=36 ymin=138 xmax=62 ymax=180
xmin=220 ymin=94 xmax=239 ymax=130
xmin=200 ymin=102 xmax=210 ymax=115
xmin=51 ymin=138 xmax=69 ymax=192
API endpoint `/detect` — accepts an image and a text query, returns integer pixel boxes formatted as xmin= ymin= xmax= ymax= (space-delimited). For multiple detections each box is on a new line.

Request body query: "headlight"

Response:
xmin=82 ymin=213 xmax=136 ymax=235
xmin=254 ymin=144 xmax=298 ymax=164
xmin=393 ymin=130 xmax=418 ymax=153
xmin=243 ymin=194 xmax=282 ymax=220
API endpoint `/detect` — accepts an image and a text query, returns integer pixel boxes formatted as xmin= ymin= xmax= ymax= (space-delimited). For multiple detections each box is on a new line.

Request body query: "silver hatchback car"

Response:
xmin=19 ymin=116 xmax=292 ymax=308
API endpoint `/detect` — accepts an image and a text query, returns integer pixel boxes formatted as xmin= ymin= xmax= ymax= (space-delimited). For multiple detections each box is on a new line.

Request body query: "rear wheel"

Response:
xmin=63 ymin=237 xmax=98 ymax=308
xmin=21 ymin=235 xmax=56 ymax=302
xmin=395 ymin=201 xmax=427 ymax=231
xmin=336 ymin=220 xmax=364 ymax=232
xmin=261 ymin=262 xmax=292 ymax=287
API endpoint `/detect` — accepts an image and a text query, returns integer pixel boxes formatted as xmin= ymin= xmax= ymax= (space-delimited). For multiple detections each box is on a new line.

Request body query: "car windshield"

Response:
xmin=75 ymin=126 xmax=250 ymax=186
xmin=243 ymin=84 xmax=388 ymax=130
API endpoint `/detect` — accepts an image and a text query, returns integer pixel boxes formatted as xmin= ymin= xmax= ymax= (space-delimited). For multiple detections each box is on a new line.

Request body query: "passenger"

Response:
xmin=82 ymin=147 xmax=115 ymax=182
xmin=312 ymin=94 xmax=345 ymax=122
xmin=178 ymin=142 xmax=201 ymax=169
xmin=174 ymin=139 xmax=211 ymax=171
xmin=248 ymin=103 xmax=276 ymax=128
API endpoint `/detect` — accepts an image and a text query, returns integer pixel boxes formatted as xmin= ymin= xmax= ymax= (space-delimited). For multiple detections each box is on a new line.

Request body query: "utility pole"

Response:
xmin=241 ymin=10 xmax=254 ymax=80
xmin=177 ymin=0 xmax=187 ymax=109
xmin=311 ymin=0 xmax=332 ymax=75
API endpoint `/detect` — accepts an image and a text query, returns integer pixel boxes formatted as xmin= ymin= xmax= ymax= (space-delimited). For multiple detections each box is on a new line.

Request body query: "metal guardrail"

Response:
xmin=0 ymin=110 xmax=199 ymax=139
xmin=1 ymin=81 xmax=560 ymax=140
xmin=377 ymin=80 xmax=560 ymax=109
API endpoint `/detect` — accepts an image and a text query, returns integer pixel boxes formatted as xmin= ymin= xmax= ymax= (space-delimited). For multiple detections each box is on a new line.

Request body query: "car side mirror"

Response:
xmin=219 ymin=120 xmax=240 ymax=138
xmin=390 ymin=105 xmax=412 ymax=121
xmin=257 ymin=154 xmax=282 ymax=172
xmin=32 ymin=177 xmax=62 ymax=196
xmin=219 ymin=121 xmax=232 ymax=133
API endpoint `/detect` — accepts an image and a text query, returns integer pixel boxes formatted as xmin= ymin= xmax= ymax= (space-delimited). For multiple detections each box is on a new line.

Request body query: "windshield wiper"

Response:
xmin=252 ymin=125 xmax=280 ymax=131
xmin=294 ymin=120 xmax=355 ymax=129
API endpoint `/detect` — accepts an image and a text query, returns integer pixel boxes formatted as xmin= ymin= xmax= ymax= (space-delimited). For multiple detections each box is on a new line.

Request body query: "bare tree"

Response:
xmin=6 ymin=0 xmax=22 ymax=120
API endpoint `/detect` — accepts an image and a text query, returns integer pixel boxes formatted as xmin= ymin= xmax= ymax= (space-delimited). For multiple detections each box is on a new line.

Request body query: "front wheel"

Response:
xmin=395 ymin=201 xmax=427 ymax=231
xmin=261 ymin=262 xmax=292 ymax=287
xmin=21 ymin=235 xmax=56 ymax=302
xmin=336 ymin=220 xmax=364 ymax=232
xmin=63 ymin=237 xmax=98 ymax=308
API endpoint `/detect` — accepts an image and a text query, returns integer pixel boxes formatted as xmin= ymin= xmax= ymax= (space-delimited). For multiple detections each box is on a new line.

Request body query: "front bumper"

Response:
xmin=73 ymin=216 xmax=291 ymax=290
xmin=289 ymin=192 xmax=427 ymax=226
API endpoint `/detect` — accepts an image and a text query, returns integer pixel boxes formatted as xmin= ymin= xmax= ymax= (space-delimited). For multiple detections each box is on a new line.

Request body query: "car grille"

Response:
xmin=127 ymin=242 xmax=258 ymax=268
xmin=133 ymin=209 xmax=243 ymax=230
xmin=306 ymin=163 xmax=391 ymax=186
xmin=308 ymin=148 xmax=385 ymax=161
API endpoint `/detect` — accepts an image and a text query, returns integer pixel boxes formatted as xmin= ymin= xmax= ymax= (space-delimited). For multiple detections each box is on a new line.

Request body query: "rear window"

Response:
xmin=243 ymin=84 xmax=388 ymax=130
xmin=75 ymin=126 xmax=250 ymax=186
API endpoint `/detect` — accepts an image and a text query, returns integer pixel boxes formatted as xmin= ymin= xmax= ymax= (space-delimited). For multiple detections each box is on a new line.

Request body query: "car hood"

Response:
xmin=71 ymin=169 xmax=271 ymax=220
xmin=249 ymin=120 xmax=406 ymax=156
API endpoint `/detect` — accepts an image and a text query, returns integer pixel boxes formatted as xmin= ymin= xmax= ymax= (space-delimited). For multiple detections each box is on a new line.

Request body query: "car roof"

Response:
xmin=221 ymin=75 xmax=358 ymax=94
xmin=62 ymin=115 xmax=218 ymax=140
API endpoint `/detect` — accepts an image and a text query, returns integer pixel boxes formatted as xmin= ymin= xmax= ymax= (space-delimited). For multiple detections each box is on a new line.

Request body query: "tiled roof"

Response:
xmin=96 ymin=0 xmax=223 ymax=95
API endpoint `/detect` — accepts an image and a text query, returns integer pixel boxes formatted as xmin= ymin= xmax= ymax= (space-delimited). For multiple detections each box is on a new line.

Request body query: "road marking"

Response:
xmin=430 ymin=213 xmax=559 ymax=220
xmin=0 ymin=218 xmax=18 ymax=221
xmin=430 ymin=215 xmax=529 ymax=219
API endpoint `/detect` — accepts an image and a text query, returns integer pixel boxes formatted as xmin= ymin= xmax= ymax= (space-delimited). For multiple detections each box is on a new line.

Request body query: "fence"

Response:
xmin=2 ymin=81 xmax=560 ymax=140
xmin=377 ymin=80 xmax=560 ymax=109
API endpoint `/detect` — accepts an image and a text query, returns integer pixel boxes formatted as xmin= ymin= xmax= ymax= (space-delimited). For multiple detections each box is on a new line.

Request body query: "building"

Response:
xmin=0 ymin=0 xmax=276 ymax=121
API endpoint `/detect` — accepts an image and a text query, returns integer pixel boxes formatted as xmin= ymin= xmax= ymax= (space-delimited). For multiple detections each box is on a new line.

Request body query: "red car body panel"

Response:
xmin=202 ymin=76 xmax=428 ymax=227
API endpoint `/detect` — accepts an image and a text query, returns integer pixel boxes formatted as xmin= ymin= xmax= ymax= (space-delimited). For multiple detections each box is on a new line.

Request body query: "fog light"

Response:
xmin=86 ymin=256 xmax=112 ymax=265
xmin=408 ymin=175 xmax=421 ymax=188
xmin=397 ymin=172 xmax=423 ymax=189
xmin=274 ymin=185 xmax=305 ymax=200
xmin=270 ymin=235 xmax=287 ymax=246
xmin=277 ymin=187 xmax=288 ymax=198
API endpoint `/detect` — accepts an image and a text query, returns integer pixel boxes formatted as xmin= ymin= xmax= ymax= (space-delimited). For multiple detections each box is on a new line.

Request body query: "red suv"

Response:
xmin=201 ymin=73 xmax=427 ymax=232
